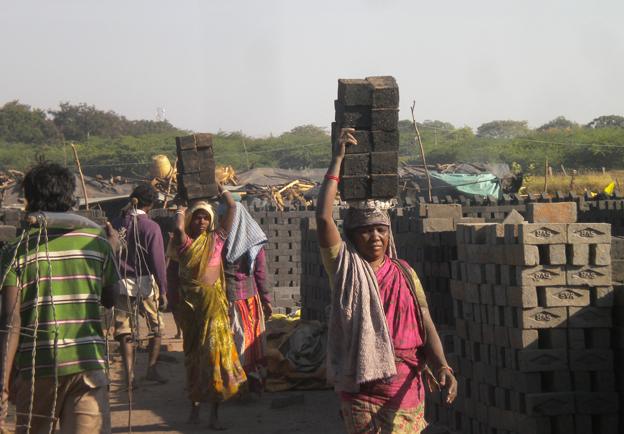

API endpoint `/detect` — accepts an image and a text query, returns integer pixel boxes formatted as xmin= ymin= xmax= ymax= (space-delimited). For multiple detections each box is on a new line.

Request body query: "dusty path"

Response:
xmin=109 ymin=313 xmax=344 ymax=434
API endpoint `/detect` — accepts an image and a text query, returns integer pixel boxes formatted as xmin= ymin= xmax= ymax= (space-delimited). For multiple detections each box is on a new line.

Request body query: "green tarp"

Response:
xmin=429 ymin=172 xmax=501 ymax=199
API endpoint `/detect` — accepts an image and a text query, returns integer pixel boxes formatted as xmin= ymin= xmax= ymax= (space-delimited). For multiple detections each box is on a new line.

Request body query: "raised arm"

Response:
xmin=316 ymin=128 xmax=357 ymax=248
xmin=172 ymin=206 xmax=187 ymax=247
xmin=217 ymin=187 xmax=236 ymax=237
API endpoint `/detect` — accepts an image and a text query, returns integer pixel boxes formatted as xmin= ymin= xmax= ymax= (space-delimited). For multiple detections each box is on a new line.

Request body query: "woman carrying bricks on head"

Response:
xmin=169 ymin=186 xmax=246 ymax=430
xmin=316 ymin=128 xmax=458 ymax=433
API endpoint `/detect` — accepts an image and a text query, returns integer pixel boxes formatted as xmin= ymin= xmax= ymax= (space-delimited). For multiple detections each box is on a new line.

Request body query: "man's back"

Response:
xmin=1 ymin=225 xmax=118 ymax=378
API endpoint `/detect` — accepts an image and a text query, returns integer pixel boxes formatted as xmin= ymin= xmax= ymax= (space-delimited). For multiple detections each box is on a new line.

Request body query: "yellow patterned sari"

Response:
xmin=177 ymin=230 xmax=246 ymax=402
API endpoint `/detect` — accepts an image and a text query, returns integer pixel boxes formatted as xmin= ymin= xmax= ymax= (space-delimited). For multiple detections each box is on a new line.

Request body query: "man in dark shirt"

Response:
xmin=113 ymin=184 xmax=168 ymax=386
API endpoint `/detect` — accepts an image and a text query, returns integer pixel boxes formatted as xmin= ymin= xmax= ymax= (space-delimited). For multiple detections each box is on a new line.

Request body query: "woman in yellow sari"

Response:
xmin=170 ymin=188 xmax=246 ymax=430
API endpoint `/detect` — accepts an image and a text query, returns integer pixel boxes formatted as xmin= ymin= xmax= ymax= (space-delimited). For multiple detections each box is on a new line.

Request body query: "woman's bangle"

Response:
xmin=437 ymin=365 xmax=454 ymax=376
xmin=325 ymin=174 xmax=340 ymax=182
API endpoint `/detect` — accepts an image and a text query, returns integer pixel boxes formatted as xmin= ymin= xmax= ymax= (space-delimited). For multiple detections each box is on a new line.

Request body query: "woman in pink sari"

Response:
xmin=316 ymin=128 xmax=457 ymax=433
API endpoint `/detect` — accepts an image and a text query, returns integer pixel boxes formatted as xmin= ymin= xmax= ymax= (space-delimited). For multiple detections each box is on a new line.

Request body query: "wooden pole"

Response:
xmin=543 ymin=158 xmax=549 ymax=194
xmin=410 ymin=101 xmax=432 ymax=203
xmin=560 ymin=164 xmax=567 ymax=177
xmin=163 ymin=157 xmax=177 ymax=208
xmin=70 ymin=143 xmax=89 ymax=210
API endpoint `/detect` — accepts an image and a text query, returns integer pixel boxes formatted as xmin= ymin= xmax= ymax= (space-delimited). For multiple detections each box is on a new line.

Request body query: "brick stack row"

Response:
xmin=611 ymin=236 xmax=624 ymax=434
xmin=444 ymin=215 xmax=618 ymax=434
xmin=175 ymin=133 xmax=218 ymax=201
xmin=333 ymin=76 xmax=400 ymax=200
xmin=246 ymin=206 xmax=316 ymax=314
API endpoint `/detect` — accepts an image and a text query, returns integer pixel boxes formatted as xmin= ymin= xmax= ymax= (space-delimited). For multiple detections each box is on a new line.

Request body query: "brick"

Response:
xmin=593 ymin=286 xmax=614 ymax=306
xmin=175 ymin=134 xmax=196 ymax=150
xmin=516 ymin=265 xmax=566 ymax=286
xmin=574 ymin=392 xmax=619 ymax=414
xmin=518 ymin=223 xmax=567 ymax=244
xmin=370 ymin=130 xmax=399 ymax=152
xmin=569 ymin=349 xmax=613 ymax=371
xmin=591 ymin=243 xmax=611 ymax=266
xmin=524 ymin=392 xmax=575 ymax=416
xmin=369 ymin=151 xmax=398 ymax=175
xmin=544 ymin=244 xmax=567 ymax=265
xmin=526 ymin=202 xmax=577 ymax=223
xmin=194 ymin=133 xmax=213 ymax=148
xmin=508 ymin=328 xmax=539 ymax=349
xmin=517 ymin=349 xmax=568 ymax=371
xmin=334 ymin=101 xmax=371 ymax=128
xmin=339 ymin=176 xmax=368 ymax=200
xmin=370 ymin=109 xmax=398 ymax=131
xmin=502 ymin=209 xmax=525 ymax=224
xmin=568 ymin=243 xmax=590 ymax=265
xmin=505 ymin=244 xmax=539 ymax=266
xmin=419 ymin=203 xmax=463 ymax=220
xmin=341 ymin=153 xmax=370 ymax=176
xmin=337 ymin=78 xmax=372 ymax=106
xmin=612 ymin=259 xmax=624 ymax=282
xmin=331 ymin=124 xmax=373 ymax=154
xmin=539 ymin=286 xmax=590 ymax=307
xmin=538 ymin=328 xmax=568 ymax=348
xmin=518 ymin=307 xmax=567 ymax=328
xmin=567 ymin=265 xmax=611 ymax=286
xmin=370 ymin=174 xmax=397 ymax=199
xmin=568 ymin=306 xmax=612 ymax=328
xmin=506 ymin=286 xmax=538 ymax=307
xmin=366 ymin=76 xmax=399 ymax=108
xmin=567 ymin=223 xmax=611 ymax=244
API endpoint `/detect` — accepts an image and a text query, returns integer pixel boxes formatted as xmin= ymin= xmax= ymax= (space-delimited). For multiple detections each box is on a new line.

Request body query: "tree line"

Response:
xmin=1 ymin=100 xmax=624 ymax=177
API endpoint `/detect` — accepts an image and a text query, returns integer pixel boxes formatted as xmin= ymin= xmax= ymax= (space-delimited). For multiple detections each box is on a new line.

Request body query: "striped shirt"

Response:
xmin=1 ymin=226 xmax=119 ymax=378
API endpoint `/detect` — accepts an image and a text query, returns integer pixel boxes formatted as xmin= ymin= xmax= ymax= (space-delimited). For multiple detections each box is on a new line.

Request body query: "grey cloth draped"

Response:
xmin=326 ymin=231 xmax=398 ymax=393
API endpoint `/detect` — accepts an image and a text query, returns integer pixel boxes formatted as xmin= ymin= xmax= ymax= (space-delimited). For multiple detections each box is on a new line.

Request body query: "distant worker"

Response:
xmin=113 ymin=183 xmax=169 ymax=388
xmin=222 ymin=202 xmax=271 ymax=394
xmin=169 ymin=187 xmax=245 ymax=430
xmin=0 ymin=162 xmax=119 ymax=433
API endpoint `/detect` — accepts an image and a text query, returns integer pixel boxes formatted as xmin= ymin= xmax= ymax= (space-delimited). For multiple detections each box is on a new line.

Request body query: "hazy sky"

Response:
xmin=1 ymin=0 xmax=623 ymax=136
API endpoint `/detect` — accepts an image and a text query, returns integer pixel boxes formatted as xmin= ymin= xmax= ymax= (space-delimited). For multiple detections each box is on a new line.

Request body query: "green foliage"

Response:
xmin=586 ymin=115 xmax=624 ymax=129
xmin=0 ymin=101 xmax=59 ymax=144
xmin=476 ymin=120 xmax=530 ymax=139
xmin=537 ymin=116 xmax=579 ymax=131
xmin=3 ymin=100 xmax=624 ymax=178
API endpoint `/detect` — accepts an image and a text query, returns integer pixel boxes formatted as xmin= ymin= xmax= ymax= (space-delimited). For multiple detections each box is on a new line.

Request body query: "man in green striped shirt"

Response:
xmin=0 ymin=162 xmax=119 ymax=434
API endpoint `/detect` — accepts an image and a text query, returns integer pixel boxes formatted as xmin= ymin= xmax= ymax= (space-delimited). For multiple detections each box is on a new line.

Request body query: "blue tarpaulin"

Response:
xmin=428 ymin=172 xmax=502 ymax=198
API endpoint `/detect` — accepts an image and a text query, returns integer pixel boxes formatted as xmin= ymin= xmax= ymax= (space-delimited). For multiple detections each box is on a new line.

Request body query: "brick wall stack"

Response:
xmin=175 ymin=133 xmax=218 ymax=201
xmin=300 ymin=218 xmax=329 ymax=321
xmin=333 ymin=76 xmax=400 ymax=200
xmin=0 ymin=208 xmax=20 ymax=247
xmin=246 ymin=206 xmax=316 ymax=314
xmin=611 ymin=236 xmax=624 ymax=433
xmin=444 ymin=212 xmax=618 ymax=433
xmin=392 ymin=203 xmax=478 ymax=328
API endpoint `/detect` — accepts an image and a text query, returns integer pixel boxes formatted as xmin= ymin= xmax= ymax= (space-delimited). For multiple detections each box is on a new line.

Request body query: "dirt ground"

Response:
xmin=5 ymin=313 xmax=449 ymax=434
xmin=109 ymin=313 xmax=343 ymax=434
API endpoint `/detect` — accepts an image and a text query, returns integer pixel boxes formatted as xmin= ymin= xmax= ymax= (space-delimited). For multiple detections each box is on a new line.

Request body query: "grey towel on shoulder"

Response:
xmin=326 ymin=241 xmax=396 ymax=393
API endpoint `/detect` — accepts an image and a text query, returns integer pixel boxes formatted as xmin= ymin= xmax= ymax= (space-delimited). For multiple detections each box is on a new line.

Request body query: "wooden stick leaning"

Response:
xmin=70 ymin=143 xmax=89 ymax=210
xmin=410 ymin=100 xmax=432 ymax=203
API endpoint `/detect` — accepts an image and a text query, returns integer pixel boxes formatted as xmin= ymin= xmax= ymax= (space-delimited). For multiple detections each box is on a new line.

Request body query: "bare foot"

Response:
xmin=145 ymin=367 xmax=168 ymax=384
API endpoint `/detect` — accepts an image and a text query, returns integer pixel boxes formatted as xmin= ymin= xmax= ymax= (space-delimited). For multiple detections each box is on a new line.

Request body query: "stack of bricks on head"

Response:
xmin=442 ymin=202 xmax=618 ymax=434
xmin=333 ymin=76 xmax=399 ymax=200
xmin=176 ymin=133 xmax=218 ymax=201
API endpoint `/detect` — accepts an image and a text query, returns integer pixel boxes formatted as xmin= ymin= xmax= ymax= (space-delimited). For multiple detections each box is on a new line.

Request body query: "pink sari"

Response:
xmin=340 ymin=257 xmax=427 ymax=433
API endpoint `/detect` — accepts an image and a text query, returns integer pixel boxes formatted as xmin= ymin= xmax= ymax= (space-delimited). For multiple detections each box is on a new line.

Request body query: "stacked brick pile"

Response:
xmin=175 ymin=133 xmax=218 ymax=201
xmin=444 ymin=212 xmax=617 ymax=433
xmin=300 ymin=218 xmax=327 ymax=321
xmin=246 ymin=206 xmax=317 ymax=314
xmin=392 ymin=204 xmax=475 ymax=328
xmin=611 ymin=236 xmax=624 ymax=433
xmin=333 ymin=76 xmax=400 ymax=200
